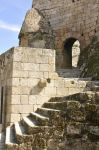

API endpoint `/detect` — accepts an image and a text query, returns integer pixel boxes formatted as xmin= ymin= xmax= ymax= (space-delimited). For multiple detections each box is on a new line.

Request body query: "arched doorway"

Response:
xmin=62 ymin=38 xmax=80 ymax=69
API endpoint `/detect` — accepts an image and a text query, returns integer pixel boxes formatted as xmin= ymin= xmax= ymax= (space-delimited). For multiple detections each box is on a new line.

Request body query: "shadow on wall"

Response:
xmin=30 ymin=78 xmax=51 ymax=95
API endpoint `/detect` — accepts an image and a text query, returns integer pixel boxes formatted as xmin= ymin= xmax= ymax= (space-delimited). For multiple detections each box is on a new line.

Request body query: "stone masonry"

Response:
xmin=0 ymin=46 xmax=95 ymax=127
xmin=19 ymin=0 xmax=99 ymax=68
xmin=0 ymin=0 xmax=99 ymax=149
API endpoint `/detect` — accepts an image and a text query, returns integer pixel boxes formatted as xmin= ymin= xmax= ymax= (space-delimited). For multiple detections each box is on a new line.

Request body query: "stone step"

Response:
xmin=36 ymin=107 xmax=62 ymax=118
xmin=91 ymin=85 xmax=99 ymax=91
xmin=0 ymin=132 xmax=5 ymax=150
xmin=5 ymin=126 xmax=18 ymax=150
xmin=22 ymin=116 xmax=45 ymax=134
xmin=42 ymin=102 xmax=99 ymax=123
xmin=22 ymin=116 xmax=51 ymax=136
xmin=4 ymin=90 xmax=99 ymax=149
xmin=57 ymin=68 xmax=80 ymax=73
xmin=36 ymin=108 xmax=66 ymax=126
xmin=66 ymin=91 xmax=99 ymax=104
xmin=50 ymin=91 xmax=99 ymax=104
xmin=49 ymin=96 xmax=67 ymax=102
xmin=92 ymin=81 xmax=99 ymax=86
xmin=43 ymin=102 xmax=67 ymax=110
xmin=14 ymin=122 xmax=33 ymax=144
xmin=22 ymin=116 xmax=38 ymax=134
xmin=30 ymin=112 xmax=49 ymax=126
xmin=49 ymin=89 xmax=99 ymax=103
xmin=57 ymin=68 xmax=81 ymax=78
xmin=43 ymin=100 xmax=81 ymax=111
xmin=49 ymin=95 xmax=92 ymax=103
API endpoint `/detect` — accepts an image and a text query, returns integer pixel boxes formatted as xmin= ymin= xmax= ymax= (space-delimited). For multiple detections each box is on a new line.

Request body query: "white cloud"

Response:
xmin=0 ymin=20 xmax=20 ymax=32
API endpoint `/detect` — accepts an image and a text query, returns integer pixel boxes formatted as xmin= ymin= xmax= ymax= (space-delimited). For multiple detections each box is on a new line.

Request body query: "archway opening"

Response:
xmin=62 ymin=38 xmax=80 ymax=69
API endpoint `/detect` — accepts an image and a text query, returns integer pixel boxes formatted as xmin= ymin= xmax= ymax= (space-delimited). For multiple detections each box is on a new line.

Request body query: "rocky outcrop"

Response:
xmin=79 ymin=37 xmax=99 ymax=80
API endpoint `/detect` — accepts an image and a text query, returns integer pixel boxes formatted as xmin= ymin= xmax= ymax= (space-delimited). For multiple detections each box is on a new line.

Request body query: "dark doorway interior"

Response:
xmin=62 ymin=37 xmax=80 ymax=69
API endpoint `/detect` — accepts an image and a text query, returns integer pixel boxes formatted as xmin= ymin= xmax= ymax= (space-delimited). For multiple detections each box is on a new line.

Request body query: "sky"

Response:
xmin=0 ymin=0 xmax=32 ymax=53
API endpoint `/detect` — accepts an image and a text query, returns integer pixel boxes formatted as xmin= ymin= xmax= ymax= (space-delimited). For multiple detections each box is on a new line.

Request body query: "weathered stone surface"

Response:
xmin=79 ymin=37 xmax=99 ymax=80
xmin=32 ymin=0 xmax=99 ymax=69
xmin=1 ymin=0 xmax=99 ymax=149
xmin=5 ymin=92 xmax=99 ymax=150
xmin=19 ymin=8 xmax=55 ymax=49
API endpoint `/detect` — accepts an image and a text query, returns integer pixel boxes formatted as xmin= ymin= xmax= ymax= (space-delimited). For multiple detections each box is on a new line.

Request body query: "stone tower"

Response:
xmin=19 ymin=0 xmax=99 ymax=69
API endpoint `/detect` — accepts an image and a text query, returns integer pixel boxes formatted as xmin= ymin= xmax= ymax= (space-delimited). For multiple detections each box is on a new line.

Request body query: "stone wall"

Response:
xmin=6 ymin=47 xmax=55 ymax=125
xmin=31 ymin=0 xmax=99 ymax=68
xmin=0 ymin=47 xmax=95 ymax=126
xmin=32 ymin=0 xmax=99 ymax=46
xmin=0 ymin=48 xmax=14 ymax=129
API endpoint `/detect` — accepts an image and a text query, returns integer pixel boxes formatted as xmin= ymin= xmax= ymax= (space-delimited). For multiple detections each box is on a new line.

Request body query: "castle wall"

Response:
xmin=0 ymin=47 xmax=94 ymax=126
xmin=0 ymin=48 xmax=14 ymax=129
xmin=32 ymin=0 xmax=99 ymax=68
xmin=7 ymin=47 xmax=56 ymax=125
xmin=33 ymin=0 xmax=99 ymax=47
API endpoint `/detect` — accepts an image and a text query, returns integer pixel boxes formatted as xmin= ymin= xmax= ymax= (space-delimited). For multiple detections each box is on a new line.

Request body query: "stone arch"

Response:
xmin=62 ymin=37 xmax=80 ymax=69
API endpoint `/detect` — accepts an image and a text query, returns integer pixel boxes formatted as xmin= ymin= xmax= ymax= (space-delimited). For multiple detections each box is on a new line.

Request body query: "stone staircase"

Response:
xmin=56 ymin=68 xmax=81 ymax=78
xmin=5 ymin=90 xmax=99 ymax=149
